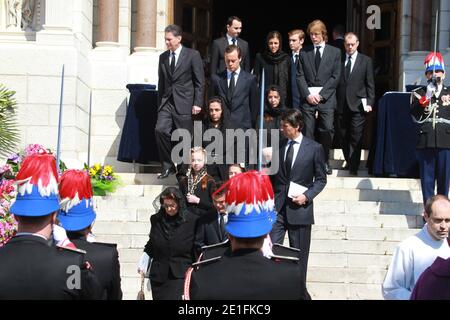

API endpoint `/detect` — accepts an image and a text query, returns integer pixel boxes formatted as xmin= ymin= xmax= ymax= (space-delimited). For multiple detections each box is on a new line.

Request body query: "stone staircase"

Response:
xmin=92 ymin=164 xmax=426 ymax=300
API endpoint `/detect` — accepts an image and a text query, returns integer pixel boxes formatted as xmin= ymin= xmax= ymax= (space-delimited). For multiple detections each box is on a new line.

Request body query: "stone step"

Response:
xmin=315 ymin=212 xmax=422 ymax=228
xmin=311 ymin=225 xmax=419 ymax=242
xmin=317 ymin=188 xmax=423 ymax=203
xmin=115 ymin=173 xmax=425 ymax=191
xmin=307 ymin=266 xmax=386 ymax=284
xmin=310 ymin=239 xmax=397 ymax=255
xmin=307 ymin=282 xmax=382 ymax=300
xmin=315 ymin=200 xmax=423 ymax=216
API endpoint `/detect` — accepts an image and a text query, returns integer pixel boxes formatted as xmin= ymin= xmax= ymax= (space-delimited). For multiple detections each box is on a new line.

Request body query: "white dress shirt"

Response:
xmin=170 ymin=45 xmax=183 ymax=66
xmin=227 ymin=67 xmax=241 ymax=86
xmin=345 ymin=50 xmax=358 ymax=74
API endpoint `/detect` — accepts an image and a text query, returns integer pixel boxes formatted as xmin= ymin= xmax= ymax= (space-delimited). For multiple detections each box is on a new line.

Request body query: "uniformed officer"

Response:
xmin=58 ymin=169 xmax=122 ymax=300
xmin=184 ymin=171 xmax=310 ymax=300
xmin=411 ymin=52 xmax=450 ymax=205
xmin=0 ymin=153 xmax=102 ymax=299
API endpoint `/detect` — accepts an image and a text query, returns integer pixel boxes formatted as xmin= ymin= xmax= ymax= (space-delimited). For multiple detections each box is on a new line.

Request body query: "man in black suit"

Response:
xmin=270 ymin=109 xmax=327 ymax=282
xmin=194 ymin=183 xmax=227 ymax=255
xmin=288 ymin=29 xmax=305 ymax=109
xmin=58 ymin=170 xmax=122 ymax=300
xmin=210 ymin=16 xmax=250 ymax=77
xmin=0 ymin=154 xmax=101 ymax=300
xmin=156 ymin=24 xmax=205 ymax=179
xmin=336 ymin=32 xmax=375 ymax=175
xmin=210 ymin=45 xmax=258 ymax=131
xmin=297 ymin=20 xmax=341 ymax=174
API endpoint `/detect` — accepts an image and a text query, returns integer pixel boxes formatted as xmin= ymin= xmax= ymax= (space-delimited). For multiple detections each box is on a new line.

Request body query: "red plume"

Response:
xmin=59 ymin=169 xmax=93 ymax=200
xmin=424 ymin=52 xmax=443 ymax=65
xmin=214 ymin=170 xmax=274 ymax=206
xmin=16 ymin=154 xmax=58 ymax=187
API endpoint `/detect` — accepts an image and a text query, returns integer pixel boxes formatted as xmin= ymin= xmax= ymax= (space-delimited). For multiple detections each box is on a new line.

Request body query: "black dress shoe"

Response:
xmin=158 ymin=168 xmax=175 ymax=179
xmin=325 ymin=163 xmax=332 ymax=175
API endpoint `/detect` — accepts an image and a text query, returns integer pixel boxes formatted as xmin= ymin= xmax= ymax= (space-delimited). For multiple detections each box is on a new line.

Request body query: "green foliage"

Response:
xmin=0 ymin=85 xmax=20 ymax=158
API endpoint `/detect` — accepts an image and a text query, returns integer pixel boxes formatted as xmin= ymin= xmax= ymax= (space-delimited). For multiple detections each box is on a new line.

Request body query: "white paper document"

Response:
xmin=361 ymin=98 xmax=371 ymax=112
xmin=288 ymin=181 xmax=308 ymax=199
xmin=308 ymin=87 xmax=323 ymax=96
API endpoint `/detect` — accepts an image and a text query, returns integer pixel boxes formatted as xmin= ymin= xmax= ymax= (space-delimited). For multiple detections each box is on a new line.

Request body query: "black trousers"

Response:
xmin=301 ymin=104 xmax=334 ymax=162
xmin=339 ymin=107 xmax=365 ymax=172
xmin=270 ymin=210 xmax=312 ymax=284
xmin=155 ymin=100 xmax=193 ymax=170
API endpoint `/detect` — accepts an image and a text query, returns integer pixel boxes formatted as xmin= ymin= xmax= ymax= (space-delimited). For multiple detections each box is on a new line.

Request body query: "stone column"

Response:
xmin=439 ymin=0 xmax=450 ymax=51
xmin=134 ymin=0 xmax=157 ymax=52
xmin=96 ymin=0 xmax=119 ymax=48
xmin=410 ymin=0 xmax=432 ymax=51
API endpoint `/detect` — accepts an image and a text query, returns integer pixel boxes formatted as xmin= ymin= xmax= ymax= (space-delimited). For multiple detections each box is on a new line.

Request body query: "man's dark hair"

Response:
xmin=208 ymin=96 xmax=224 ymax=108
xmin=226 ymin=16 xmax=242 ymax=26
xmin=333 ymin=24 xmax=345 ymax=37
xmin=424 ymin=195 xmax=450 ymax=217
xmin=212 ymin=181 xmax=226 ymax=198
xmin=281 ymin=109 xmax=304 ymax=131
xmin=225 ymin=44 xmax=241 ymax=58
xmin=164 ymin=24 xmax=183 ymax=37
xmin=67 ymin=228 xmax=89 ymax=239
xmin=234 ymin=235 xmax=266 ymax=245
xmin=15 ymin=213 xmax=53 ymax=226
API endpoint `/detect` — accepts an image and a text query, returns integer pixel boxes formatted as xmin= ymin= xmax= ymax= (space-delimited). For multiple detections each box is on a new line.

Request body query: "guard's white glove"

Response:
xmin=137 ymin=252 xmax=150 ymax=274
xmin=53 ymin=224 xmax=77 ymax=249
xmin=261 ymin=234 xmax=274 ymax=258
xmin=426 ymin=83 xmax=437 ymax=99
xmin=86 ymin=232 xmax=96 ymax=243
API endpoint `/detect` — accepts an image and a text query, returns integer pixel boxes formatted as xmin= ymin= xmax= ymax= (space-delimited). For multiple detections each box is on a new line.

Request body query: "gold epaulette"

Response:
xmin=270 ymin=254 xmax=299 ymax=262
xmin=56 ymin=245 xmax=87 ymax=254
xmin=191 ymin=256 xmax=221 ymax=268
xmin=273 ymin=243 xmax=301 ymax=252
xmin=200 ymin=239 xmax=229 ymax=250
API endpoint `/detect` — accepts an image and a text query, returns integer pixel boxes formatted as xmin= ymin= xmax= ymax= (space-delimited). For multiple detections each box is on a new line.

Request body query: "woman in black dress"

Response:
xmin=142 ymin=187 xmax=198 ymax=300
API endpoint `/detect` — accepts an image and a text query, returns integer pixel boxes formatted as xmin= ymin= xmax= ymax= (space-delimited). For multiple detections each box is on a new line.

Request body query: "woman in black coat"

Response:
xmin=142 ymin=187 xmax=198 ymax=300
xmin=254 ymin=31 xmax=292 ymax=106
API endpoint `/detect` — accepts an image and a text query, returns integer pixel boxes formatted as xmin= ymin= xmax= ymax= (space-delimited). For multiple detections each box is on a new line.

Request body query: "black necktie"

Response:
xmin=294 ymin=54 xmax=299 ymax=68
xmin=219 ymin=214 xmax=225 ymax=241
xmin=170 ymin=51 xmax=176 ymax=74
xmin=231 ymin=38 xmax=236 ymax=46
xmin=345 ymin=55 xmax=352 ymax=80
xmin=228 ymin=72 xmax=236 ymax=102
xmin=315 ymin=46 xmax=322 ymax=72
xmin=285 ymin=140 xmax=295 ymax=176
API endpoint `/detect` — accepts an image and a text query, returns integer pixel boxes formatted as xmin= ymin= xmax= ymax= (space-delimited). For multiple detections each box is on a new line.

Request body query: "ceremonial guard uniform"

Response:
xmin=410 ymin=52 xmax=450 ymax=204
xmin=184 ymin=171 xmax=310 ymax=300
xmin=0 ymin=154 xmax=102 ymax=299
xmin=58 ymin=170 xmax=122 ymax=300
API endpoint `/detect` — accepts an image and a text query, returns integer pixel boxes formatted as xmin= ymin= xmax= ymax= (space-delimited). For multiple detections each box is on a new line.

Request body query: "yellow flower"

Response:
xmin=89 ymin=168 xmax=97 ymax=176
xmin=94 ymin=163 xmax=101 ymax=171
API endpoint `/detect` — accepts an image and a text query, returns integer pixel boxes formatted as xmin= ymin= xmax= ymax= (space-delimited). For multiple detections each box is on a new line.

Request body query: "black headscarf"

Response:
xmin=155 ymin=187 xmax=189 ymax=238
xmin=264 ymin=85 xmax=288 ymax=118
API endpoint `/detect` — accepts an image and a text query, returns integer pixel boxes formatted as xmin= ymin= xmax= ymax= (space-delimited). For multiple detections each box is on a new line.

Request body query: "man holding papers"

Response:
xmin=270 ymin=109 xmax=327 ymax=283
xmin=336 ymin=32 xmax=375 ymax=175
xmin=297 ymin=20 xmax=341 ymax=175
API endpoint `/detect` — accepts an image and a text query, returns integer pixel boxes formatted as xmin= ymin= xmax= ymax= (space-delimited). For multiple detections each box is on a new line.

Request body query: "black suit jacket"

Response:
xmin=194 ymin=209 xmax=227 ymax=254
xmin=144 ymin=211 xmax=198 ymax=283
xmin=297 ymin=44 xmax=341 ymax=109
xmin=210 ymin=69 xmax=258 ymax=129
xmin=0 ymin=235 xmax=102 ymax=299
xmin=337 ymin=52 xmax=375 ymax=113
xmin=272 ymin=136 xmax=327 ymax=225
xmin=158 ymin=46 xmax=205 ymax=114
xmin=71 ymin=238 xmax=122 ymax=300
xmin=189 ymin=248 xmax=310 ymax=300
xmin=210 ymin=37 xmax=250 ymax=76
